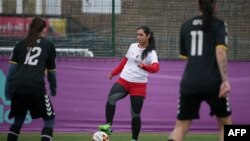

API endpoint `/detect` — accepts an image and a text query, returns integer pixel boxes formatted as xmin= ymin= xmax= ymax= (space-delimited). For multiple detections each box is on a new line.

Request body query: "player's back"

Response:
xmin=180 ymin=15 xmax=227 ymax=93
xmin=10 ymin=37 xmax=56 ymax=92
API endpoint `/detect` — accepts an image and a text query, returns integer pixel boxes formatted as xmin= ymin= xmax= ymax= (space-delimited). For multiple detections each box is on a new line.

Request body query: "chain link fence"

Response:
xmin=0 ymin=0 xmax=249 ymax=60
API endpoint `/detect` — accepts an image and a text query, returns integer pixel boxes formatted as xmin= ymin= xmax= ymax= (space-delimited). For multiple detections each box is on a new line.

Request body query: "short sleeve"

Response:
xmin=180 ymin=24 xmax=187 ymax=57
xmin=125 ymin=44 xmax=132 ymax=58
xmin=150 ymin=50 xmax=158 ymax=64
xmin=216 ymin=21 xmax=229 ymax=49
xmin=10 ymin=44 xmax=19 ymax=64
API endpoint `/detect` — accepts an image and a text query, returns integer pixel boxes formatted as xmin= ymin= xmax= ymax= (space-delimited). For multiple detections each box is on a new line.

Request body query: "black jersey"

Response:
xmin=180 ymin=15 xmax=228 ymax=93
xmin=9 ymin=37 xmax=56 ymax=92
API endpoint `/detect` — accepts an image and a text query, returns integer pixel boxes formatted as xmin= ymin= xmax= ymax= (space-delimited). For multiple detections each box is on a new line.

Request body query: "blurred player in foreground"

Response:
xmin=168 ymin=0 xmax=232 ymax=141
xmin=5 ymin=17 xmax=57 ymax=141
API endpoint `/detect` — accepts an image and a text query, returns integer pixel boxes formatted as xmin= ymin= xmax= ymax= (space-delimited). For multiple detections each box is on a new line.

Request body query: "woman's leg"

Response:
xmin=99 ymin=83 xmax=128 ymax=135
xmin=216 ymin=116 xmax=232 ymax=141
xmin=168 ymin=119 xmax=192 ymax=141
xmin=41 ymin=118 xmax=55 ymax=141
xmin=105 ymin=83 xmax=128 ymax=124
xmin=130 ymin=96 xmax=144 ymax=140
xmin=7 ymin=115 xmax=26 ymax=141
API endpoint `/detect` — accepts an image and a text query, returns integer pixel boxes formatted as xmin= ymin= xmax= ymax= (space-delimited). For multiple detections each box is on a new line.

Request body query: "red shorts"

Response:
xmin=117 ymin=77 xmax=147 ymax=97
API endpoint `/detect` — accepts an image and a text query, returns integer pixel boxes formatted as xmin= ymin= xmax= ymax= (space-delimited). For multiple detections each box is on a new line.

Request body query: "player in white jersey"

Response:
xmin=121 ymin=42 xmax=158 ymax=83
xmin=99 ymin=26 xmax=159 ymax=141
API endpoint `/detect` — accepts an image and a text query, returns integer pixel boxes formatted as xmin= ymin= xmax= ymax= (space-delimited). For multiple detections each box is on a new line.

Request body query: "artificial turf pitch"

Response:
xmin=0 ymin=132 xmax=218 ymax=141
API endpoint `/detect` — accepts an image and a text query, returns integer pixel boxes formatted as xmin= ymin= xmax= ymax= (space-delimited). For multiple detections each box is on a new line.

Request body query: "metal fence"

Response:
xmin=0 ymin=0 xmax=249 ymax=60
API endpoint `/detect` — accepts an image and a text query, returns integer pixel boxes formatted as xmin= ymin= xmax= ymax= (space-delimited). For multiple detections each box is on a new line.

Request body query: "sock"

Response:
xmin=131 ymin=117 xmax=141 ymax=140
xmin=7 ymin=125 xmax=21 ymax=141
xmin=105 ymin=102 xmax=116 ymax=124
xmin=41 ymin=128 xmax=53 ymax=141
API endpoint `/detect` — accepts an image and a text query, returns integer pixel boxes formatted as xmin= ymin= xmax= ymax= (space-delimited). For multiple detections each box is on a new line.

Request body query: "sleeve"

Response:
xmin=47 ymin=71 xmax=57 ymax=96
xmin=46 ymin=41 xmax=57 ymax=96
xmin=111 ymin=57 xmax=128 ymax=75
xmin=9 ymin=44 xmax=19 ymax=64
xmin=46 ymin=42 xmax=56 ymax=71
xmin=140 ymin=50 xmax=159 ymax=73
xmin=216 ymin=21 xmax=229 ymax=50
xmin=141 ymin=63 xmax=159 ymax=73
xmin=150 ymin=50 xmax=158 ymax=64
xmin=180 ymin=24 xmax=188 ymax=59
xmin=125 ymin=44 xmax=132 ymax=58
xmin=5 ymin=64 xmax=17 ymax=100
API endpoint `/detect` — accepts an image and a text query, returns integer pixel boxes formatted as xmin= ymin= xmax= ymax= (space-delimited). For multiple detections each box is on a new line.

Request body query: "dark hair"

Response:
xmin=24 ymin=16 xmax=46 ymax=47
xmin=198 ymin=0 xmax=217 ymax=31
xmin=137 ymin=26 xmax=156 ymax=60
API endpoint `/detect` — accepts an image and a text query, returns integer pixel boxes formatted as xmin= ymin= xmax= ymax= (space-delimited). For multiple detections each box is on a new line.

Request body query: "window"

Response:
xmin=35 ymin=0 xmax=42 ymax=14
xmin=46 ymin=0 xmax=61 ymax=15
xmin=0 ymin=0 xmax=2 ymax=13
xmin=82 ymin=0 xmax=121 ymax=14
xmin=23 ymin=0 xmax=35 ymax=14
xmin=16 ymin=0 xmax=23 ymax=14
xmin=2 ymin=0 xmax=16 ymax=14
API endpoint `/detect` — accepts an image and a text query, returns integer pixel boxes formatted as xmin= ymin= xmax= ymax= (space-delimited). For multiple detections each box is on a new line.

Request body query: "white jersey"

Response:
xmin=120 ymin=43 xmax=158 ymax=83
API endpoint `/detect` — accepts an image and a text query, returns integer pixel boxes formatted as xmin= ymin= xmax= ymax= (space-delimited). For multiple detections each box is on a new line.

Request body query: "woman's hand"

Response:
xmin=219 ymin=80 xmax=231 ymax=98
xmin=108 ymin=72 xmax=114 ymax=79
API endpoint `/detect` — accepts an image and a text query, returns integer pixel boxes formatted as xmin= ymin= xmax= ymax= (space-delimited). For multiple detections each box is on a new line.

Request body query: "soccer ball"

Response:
xmin=92 ymin=131 xmax=109 ymax=141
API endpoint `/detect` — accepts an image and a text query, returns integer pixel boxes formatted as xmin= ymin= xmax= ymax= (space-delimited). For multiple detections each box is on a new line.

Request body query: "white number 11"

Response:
xmin=190 ymin=30 xmax=203 ymax=56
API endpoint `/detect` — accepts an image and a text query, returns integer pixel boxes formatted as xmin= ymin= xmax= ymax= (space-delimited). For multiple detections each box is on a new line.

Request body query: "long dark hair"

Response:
xmin=24 ymin=16 xmax=46 ymax=47
xmin=198 ymin=0 xmax=217 ymax=31
xmin=137 ymin=26 xmax=156 ymax=60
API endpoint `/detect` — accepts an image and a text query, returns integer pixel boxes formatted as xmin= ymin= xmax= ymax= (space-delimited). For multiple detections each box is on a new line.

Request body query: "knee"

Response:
xmin=131 ymin=111 xmax=141 ymax=119
xmin=107 ymin=98 xmax=115 ymax=106
xmin=9 ymin=124 xmax=22 ymax=134
xmin=44 ymin=118 xmax=55 ymax=128
xmin=108 ymin=95 xmax=119 ymax=106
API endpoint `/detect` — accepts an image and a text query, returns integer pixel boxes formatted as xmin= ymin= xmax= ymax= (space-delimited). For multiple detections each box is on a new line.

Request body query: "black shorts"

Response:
xmin=9 ymin=92 xmax=55 ymax=120
xmin=177 ymin=91 xmax=232 ymax=120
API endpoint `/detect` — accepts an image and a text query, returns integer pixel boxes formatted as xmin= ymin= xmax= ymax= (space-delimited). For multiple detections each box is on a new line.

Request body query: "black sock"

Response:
xmin=168 ymin=139 xmax=175 ymax=141
xmin=105 ymin=102 xmax=116 ymax=124
xmin=7 ymin=125 xmax=21 ymax=141
xmin=41 ymin=128 xmax=53 ymax=141
xmin=132 ymin=117 xmax=141 ymax=140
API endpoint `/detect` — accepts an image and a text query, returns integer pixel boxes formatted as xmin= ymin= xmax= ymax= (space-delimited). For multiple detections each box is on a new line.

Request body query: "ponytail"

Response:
xmin=199 ymin=0 xmax=216 ymax=31
xmin=24 ymin=17 xmax=46 ymax=47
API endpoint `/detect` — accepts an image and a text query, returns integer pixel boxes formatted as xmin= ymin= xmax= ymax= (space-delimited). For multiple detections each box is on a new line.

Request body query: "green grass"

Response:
xmin=0 ymin=132 xmax=218 ymax=141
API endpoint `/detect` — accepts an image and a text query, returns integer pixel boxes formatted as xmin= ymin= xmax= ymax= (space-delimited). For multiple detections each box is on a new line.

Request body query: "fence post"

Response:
xmin=112 ymin=0 xmax=116 ymax=57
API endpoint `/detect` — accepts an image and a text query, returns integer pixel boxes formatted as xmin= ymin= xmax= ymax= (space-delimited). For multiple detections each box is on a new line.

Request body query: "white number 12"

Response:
xmin=190 ymin=30 xmax=203 ymax=56
xmin=24 ymin=47 xmax=41 ymax=65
